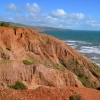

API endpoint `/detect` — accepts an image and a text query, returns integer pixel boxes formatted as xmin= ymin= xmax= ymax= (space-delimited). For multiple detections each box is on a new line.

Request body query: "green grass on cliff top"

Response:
xmin=0 ymin=22 xmax=19 ymax=29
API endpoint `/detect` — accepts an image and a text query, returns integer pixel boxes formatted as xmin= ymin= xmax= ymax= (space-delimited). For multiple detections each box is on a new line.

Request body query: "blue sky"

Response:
xmin=1 ymin=0 xmax=100 ymax=30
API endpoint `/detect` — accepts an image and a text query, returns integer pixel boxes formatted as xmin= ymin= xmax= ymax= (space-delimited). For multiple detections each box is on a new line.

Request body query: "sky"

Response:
xmin=1 ymin=0 xmax=100 ymax=30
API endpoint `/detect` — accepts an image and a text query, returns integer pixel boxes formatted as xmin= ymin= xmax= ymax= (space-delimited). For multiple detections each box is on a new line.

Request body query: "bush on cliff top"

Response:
xmin=9 ymin=81 xmax=27 ymax=90
xmin=0 ymin=22 xmax=10 ymax=27
xmin=0 ymin=22 xmax=19 ymax=29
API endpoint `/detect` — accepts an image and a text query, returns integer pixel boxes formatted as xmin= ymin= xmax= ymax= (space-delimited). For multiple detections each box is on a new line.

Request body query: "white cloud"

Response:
xmin=87 ymin=21 xmax=100 ymax=27
xmin=91 ymin=23 xmax=100 ymax=27
xmin=51 ymin=9 xmax=85 ymax=19
xmin=25 ymin=3 xmax=41 ymax=14
xmin=2 ymin=3 xmax=100 ymax=30
xmin=71 ymin=13 xmax=85 ymax=19
xmin=10 ymin=13 xmax=58 ymax=27
xmin=6 ymin=3 xmax=19 ymax=12
xmin=52 ymin=9 xmax=67 ymax=18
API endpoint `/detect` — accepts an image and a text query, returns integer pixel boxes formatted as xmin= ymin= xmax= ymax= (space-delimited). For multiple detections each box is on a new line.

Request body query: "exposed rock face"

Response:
xmin=0 ymin=27 xmax=100 ymax=88
xmin=0 ymin=62 xmax=83 ymax=88
xmin=30 ymin=64 xmax=83 ymax=88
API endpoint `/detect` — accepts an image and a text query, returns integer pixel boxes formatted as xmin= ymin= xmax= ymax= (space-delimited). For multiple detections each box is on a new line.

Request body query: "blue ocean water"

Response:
xmin=41 ymin=30 xmax=100 ymax=66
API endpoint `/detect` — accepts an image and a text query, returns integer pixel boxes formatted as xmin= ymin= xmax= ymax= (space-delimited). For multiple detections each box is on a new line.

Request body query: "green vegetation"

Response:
xmin=58 ymin=58 xmax=100 ymax=88
xmin=91 ymin=63 xmax=100 ymax=76
xmin=28 ymin=53 xmax=65 ymax=71
xmin=24 ymin=55 xmax=100 ymax=88
xmin=0 ymin=22 xmax=19 ymax=29
xmin=70 ymin=94 xmax=81 ymax=100
xmin=0 ymin=22 xmax=10 ymax=27
xmin=77 ymin=74 xmax=90 ymax=87
xmin=9 ymin=81 xmax=27 ymax=90
xmin=50 ymin=62 xmax=65 ymax=71
xmin=75 ymin=59 xmax=80 ymax=65
xmin=27 ymin=54 xmax=66 ymax=71
xmin=59 ymin=58 xmax=79 ymax=71
xmin=22 ymin=60 xmax=34 ymax=65
xmin=43 ymin=61 xmax=66 ymax=71
xmin=59 ymin=58 xmax=80 ymax=68
xmin=59 ymin=58 xmax=72 ymax=66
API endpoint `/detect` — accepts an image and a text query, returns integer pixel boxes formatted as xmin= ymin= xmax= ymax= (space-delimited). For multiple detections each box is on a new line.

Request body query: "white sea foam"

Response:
xmin=96 ymin=63 xmax=100 ymax=66
xmin=79 ymin=41 xmax=92 ymax=45
xmin=64 ymin=40 xmax=78 ymax=43
xmin=63 ymin=40 xmax=77 ymax=48
xmin=79 ymin=46 xmax=100 ymax=54
xmin=90 ymin=56 xmax=100 ymax=60
xmin=64 ymin=40 xmax=100 ymax=66
xmin=66 ymin=43 xmax=78 ymax=49
xmin=64 ymin=40 xmax=92 ymax=45
xmin=67 ymin=43 xmax=75 ymax=46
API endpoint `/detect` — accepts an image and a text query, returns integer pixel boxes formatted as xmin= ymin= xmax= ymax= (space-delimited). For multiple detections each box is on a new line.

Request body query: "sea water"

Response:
xmin=41 ymin=30 xmax=100 ymax=66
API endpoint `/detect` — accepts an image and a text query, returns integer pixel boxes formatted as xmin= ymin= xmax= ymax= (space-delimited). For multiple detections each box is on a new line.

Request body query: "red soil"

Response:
xmin=0 ymin=87 xmax=100 ymax=100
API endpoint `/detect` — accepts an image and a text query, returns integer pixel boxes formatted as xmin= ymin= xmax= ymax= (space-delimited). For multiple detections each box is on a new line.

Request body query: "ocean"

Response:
xmin=41 ymin=30 xmax=100 ymax=66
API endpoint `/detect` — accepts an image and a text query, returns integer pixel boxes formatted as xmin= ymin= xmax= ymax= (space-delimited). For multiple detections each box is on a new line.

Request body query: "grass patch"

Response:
xmin=22 ymin=60 xmax=34 ymax=65
xmin=9 ymin=81 xmax=27 ymax=90
xmin=27 ymin=55 xmax=66 ymax=71
xmin=43 ymin=61 xmax=66 ymax=71
xmin=59 ymin=58 xmax=76 ymax=69
xmin=78 ymin=74 xmax=90 ymax=87
xmin=51 ymin=62 xmax=66 ymax=71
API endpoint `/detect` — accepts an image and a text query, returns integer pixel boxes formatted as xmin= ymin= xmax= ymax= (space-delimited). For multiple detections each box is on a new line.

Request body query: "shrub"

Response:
xmin=9 ymin=81 xmax=27 ymax=90
xmin=70 ymin=94 xmax=81 ymax=100
xmin=22 ymin=60 xmax=34 ymax=65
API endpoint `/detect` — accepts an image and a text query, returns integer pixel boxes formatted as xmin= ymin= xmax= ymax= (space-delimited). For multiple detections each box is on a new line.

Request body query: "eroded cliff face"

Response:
xmin=0 ymin=62 xmax=83 ymax=88
xmin=0 ymin=27 xmax=100 ymax=89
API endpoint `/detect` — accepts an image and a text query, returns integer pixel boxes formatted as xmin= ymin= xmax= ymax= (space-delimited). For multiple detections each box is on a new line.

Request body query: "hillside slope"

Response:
xmin=0 ymin=26 xmax=100 ymax=89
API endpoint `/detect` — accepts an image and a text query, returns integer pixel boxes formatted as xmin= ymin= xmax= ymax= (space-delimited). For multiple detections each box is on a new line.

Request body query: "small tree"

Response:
xmin=9 ymin=81 xmax=27 ymax=90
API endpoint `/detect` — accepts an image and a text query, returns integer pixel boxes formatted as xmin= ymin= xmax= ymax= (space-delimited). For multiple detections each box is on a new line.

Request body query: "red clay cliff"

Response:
xmin=0 ymin=27 xmax=100 ymax=100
